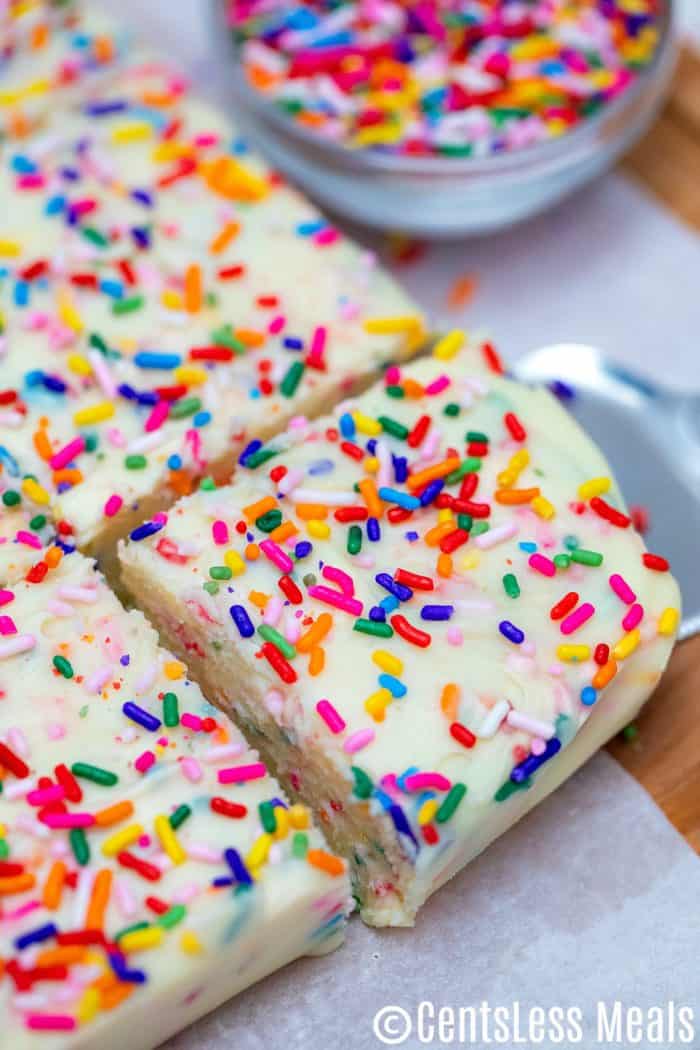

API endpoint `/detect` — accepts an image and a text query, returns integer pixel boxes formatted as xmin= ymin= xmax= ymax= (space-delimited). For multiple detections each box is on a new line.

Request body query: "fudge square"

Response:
xmin=0 ymin=2 xmax=424 ymax=576
xmin=0 ymin=546 xmax=350 ymax=1048
xmin=119 ymin=334 xmax=680 ymax=926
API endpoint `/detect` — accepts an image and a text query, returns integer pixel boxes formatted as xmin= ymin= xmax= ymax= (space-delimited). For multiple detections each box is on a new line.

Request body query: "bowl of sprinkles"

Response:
xmin=213 ymin=0 xmax=676 ymax=235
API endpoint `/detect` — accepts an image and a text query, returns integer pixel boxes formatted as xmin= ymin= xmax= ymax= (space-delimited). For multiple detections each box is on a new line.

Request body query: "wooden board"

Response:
xmin=608 ymin=46 xmax=700 ymax=852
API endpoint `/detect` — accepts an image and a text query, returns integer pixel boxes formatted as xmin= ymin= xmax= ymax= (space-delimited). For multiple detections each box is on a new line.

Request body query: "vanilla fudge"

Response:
xmin=120 ymin=335 xmax=681 ymax=926
xmin=0 ymin=546 xmax=350 ymax=1048
xmin=0 ymin=3 xmax=424 ymax=579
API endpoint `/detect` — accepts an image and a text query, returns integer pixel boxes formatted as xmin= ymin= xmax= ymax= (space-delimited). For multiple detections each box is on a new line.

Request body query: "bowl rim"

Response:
xmin=211 ymin=0 xmax=676 ymax=177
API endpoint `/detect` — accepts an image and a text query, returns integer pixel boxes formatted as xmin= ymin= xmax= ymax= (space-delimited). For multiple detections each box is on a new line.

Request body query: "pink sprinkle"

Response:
xmin=25 ymin=1016 xmax=76 ymax=1033
xmin=135 ymin=751 xmax=156 ymax=774
xmin=385 ymin=365 xmax=401 ymax=385
xmin=622 ymin=603 xmax=644 ymax=631
xmin=403 ymin=772 xmax=452 ymax=793
xmin=447 ymin=626 xmax=464 ymax=646
xmin=528 ymin=552 xmax=556 ymax=577
xmin=16 ymin=173 xmax=46 ymax=190
xmin=144 ymin=399 xmax=169 ymax=433
xmin=16 ymin=530 xmax=42 ymax=550
xmin=314 ymin=227 xmax=340 ymax=246
xmin=212 ymin=520 xmax=229 ymax=545
xmin=560 ymin=602 xmax=595 ymax=635
xmin=49 ymin=435 xmax=85 ymax=471
xmin=316 ymin=699 xmax=346 ymax=734
xmin=180 ymin=757 xmax=202 ymax=782
xmin=218 ymin=761 xmax=266 ymax=784
xmin=343 ymin=728 xmax=375 ymax=754
xmin=306 ymin=326 xmax=327 ymax=370
xmin=268 ymin=314 xmax=286 ymax=335
xmin=0 ymin=589 xmax=14 ymax=607
xmin=40 ymin=812 xmax=95 ymax=829
xmin=259 ymin=539 xmax=294 ymax=574
xmin=307 ymin=585 xmax=363 ymax=617
xmin=322 ymin=563 xmax=355 ymax=596
xmin=425 ymin=374 xmax=450 ymax=396
xmin=0 ymin=615 xmax=16 ymax=636
xmin=104 ymin=494 xmax=123 ymax=518
xmin=181 ymin=713 xmax=202 ymax=731
xmin=86 ymin=665 xmax=112 ymax=693
xmin=27 ymin=785 xmax=65 ymax=806
xmin=609 ymin=573 xmax=636 ymax=605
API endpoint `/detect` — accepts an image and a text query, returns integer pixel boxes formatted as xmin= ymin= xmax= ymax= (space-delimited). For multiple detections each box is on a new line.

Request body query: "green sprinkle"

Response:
xmin=435 ymin=783 xmax=467 ymax=823
xmin=169 ymin=804 xmax=191 ymax=830
xmin=563 ymin=534 xmax=580 ymax=551
xmin=494 ymin=777 xmax=532 ymax=802
xmin=53 ymin=655 xmax=73 ymax=679
xmin=244 ymin=447 xmax=279 ymax=469
xmin=29 ymin=514 xmax=47 ymax=531
xmin=157 ymin=904 xmax=187 ymax=929
xmin=622 ymin=724 xmax=638 ymax=742
xmin=112 ymin=294 xmax=144 ymax=315
xmin=385 ymin=385 xmax=405 ymax=399
xmin=353 ymin=618 xmax=394 ymax=638
xmin=69 ymin=827 xmax=90 ymax=866
xmin=163 ymin=692 xmax=179 ymax=727
xmin=259 ymin=801 xmax=277 ymax=834
xmin=115 ymin=921 xmax=149 ymax=942
xmin=2 ymin=490 xmax=20 ymax=507
xmin=503 ymin=573 xmax=520 ymax=599
xmin=203 ymin=581 xmax=219 ymax=596
xmin=199 ymin=477 xmax=217 ymax=491
xmin=170 ymin=396 xmax=201 ymax=420
xmin=471 ymin=520 xmax=489 ymax=537
xmin=257 ymin=624 xmax=296 ymax=659
xmin=465 ymin=430 xmax=488 ymax=443
xmin=82 ymin=226 xmax=109 ymax=248
xmin=292 ymin=832 xmax=309 ymax=858
xmin=553 ymin=554 xmax=571 ymax=570
xmin=347 ymin=524 xmax=362 ymax=555
xmin=256 ymin=509 xmax=283 ymax=532
xmin=351 ymin=766 xmax=373 ymax=799
xmin=377 ymin=415 xmax=409 ymax=440
xmin=209 ymin=565 xmax=232 ymax=581
xmin=211 ymin=324 xmax=245 ymax=354
xmin=443 ymin=402 xmax=460 ymax=417
xmin=124 ymin=454 xmax=147 ymax=470
xmin=83 ymin=433 xmax=98 ymax=453
xmin=0 ymin=839 xmax=9 ymax=861
xmin=71 ymin=762 xmax=118 ymax=787
xmin=570 ymin=548 xmax=603 ymax=567
xmin=279 ymin=360 xmax=305 ymax=398
xmin=445 ymin=457 xmax=481 ymax=485
xmin=457 ymin=513 xmax=473 ymax=532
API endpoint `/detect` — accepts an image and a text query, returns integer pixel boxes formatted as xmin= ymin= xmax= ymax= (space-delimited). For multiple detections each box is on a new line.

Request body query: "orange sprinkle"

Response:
xmin=245 ymin=543 xmax=260 ymax=561
xmin=8 ymin=109 xmax=31 ymax=140
xmin=168 ymin=468 xmax=195 ymax=497
xmin=269 ymin=521 xmax=298 ymax=545
xmin=494 ymin=487 xmax=541 ymax=505
xmin=447 ymin=273 xmax=478 ymax=310
xmin=36 ymin=946 xmax=86 ymax=967
xmin=401 ymin=378 xmax=426 ymax=399
xmin=243 ymin=496 xmax=277 ymax=522
xmin=33 ymin=425 xmax=52 ymax=461
xmin=358 ymin=478 xmax=384 ymax=518
xmin=234 ymin=328 xmax=266 ymax=348
xmin=209 ymin=221 xmax=240 ymax=254
xmin=184 ymin=263 xmax=203 ymax=313
xmin=94 ymin=800 xmax=134 ymax=827
xmin=45 ymin=546 xmax=63 ymax=569
xmin=164 ymin=661 xmax=185 ymax=681
xmin=436 ymin=552 xmax=453 ymax=578
xmin=86 ymin=869 xmax=113 ymax=930
xmin=0 ymin=873 xmax=36 ymax=896
xmin=42 ymin=861 xmax=66 ymax=910
xmin=592 ymin=659 xmax=618 ymax=690
xmin=309 ymin=646 xmax=325 ymax=676
xmin=52 ymin=468 xmax=83 ymax=486
xmin=407 ymin=457 xmax=461 ymax=492
xmin=295 ymin=503 xmax=329 ymax=520
xmin=306 ymin=849 xmax=345 ymax=877
xmin=99 ymin=979 xmax=134 ymax=1011
xmin=94 ymin=35 xmax=115 ymax=63
xmin=424 ymin=521 xmax=455 ymax=547
xmin=248 ymin=590 xmax=270 ymax=609
xmin=440 ymin=683 xmax=460 ymax=720
xmin=31 ymin=23 xmax=50 ymax=50
xmin=297 ymin=612 xmax=333 ymax=653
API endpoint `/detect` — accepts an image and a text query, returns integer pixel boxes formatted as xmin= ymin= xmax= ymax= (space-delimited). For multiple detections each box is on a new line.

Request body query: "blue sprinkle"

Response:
xmin=131 ymin=188 xmax=154 ymax=207
xmin=580 ymin=686 xmax=597 ymax=707
xmin=369 ymin=606 xmax=386 ymax=622
xmin=389 ymin=804 xmax=419 ymax=849
xmin=294 ymin=541 xmax=312 ymax=559
xmin=419 ymin=479 xmax=444 ymax=506
xmin=122 ymin=702 xmax=161 ymax=732
xmin=224 ymin=847 xmax=253 ymax=884
xmin=212 ymin=875 xmax=234 ymax=888
xmin=366 ymin=438 xmax=377 ymax=455
xmin=133 ymin=351 xmax=182 ymax=370
xmin=378 ymin=487 xmax=420 ymax=510
xmin=239 ymin=439 xmax=262 ymax=466
xmin=283 ymin=336 xmax=303 ymax=350
xmin=308 ymin=458 xmax=334 ymax=476
xmin=296 ymin=219 xmax=326 ymax=236
xmin=519 ymin=541 xmax=538 ymax=553
xmin=372 ymin=788 xmax=394 ymax=812
xmin=99 ymin=279 xmax=124 ymax=299
xmin=193 ymin=411 xmax=211 ymax=427
xmin=84 ymin=99 xmax=129 ymax=116
xmin=420 ymin=604 xmax=454 ymax=621
xmin=392 ymin=455 xmax=408 ymax=484
xmin=366 ymin=517 xmax=381 ymax=542
xmin=167 ymin=454 xmax=182 ymax=470
xmin=0 ymin=446 xmax=20 ymax=477
xmin=378 ymin=674 xmax=407 ymax=698
xmin=13 ymin=281 xmax=29 ymax=307
xmin=109 ymin=953 xmax=146 ymax=983
xmin=11 ymin=155 xmax=36 ymax=174
xmin=41 ymin=374 xmax=67 ymax=394
xmin=375 ymin=573 xmax=412 ymax=602
xmin=230 ymin=604 xmax=255 ymax=638
xmin=129 ymin=520 xmax=164 ymax=542
xmin=379 ymin=595 xmax=399 ymax=614
xmin=510 ymin=738 xmax=562 ymax=783
xmin=499 ymin=620 xmax=525 ymax=645
xmin=338 ymin=412 xmax=355 ymax=439
xmin=396 ymin=766 xmax=419 ymax=791
xmin=14 ymin=923 xmax=58 ymax=951
xmin=404 ymin=530 xmax=419 ymax=542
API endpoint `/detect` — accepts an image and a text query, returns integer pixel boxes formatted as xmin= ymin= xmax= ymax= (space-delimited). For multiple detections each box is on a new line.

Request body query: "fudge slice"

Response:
xmin=0 ymin=9 xmax=424 ymax=579
xmin=119 ymin=334 xmax=680 ymax=927
xmin=0 ymin=546 xmax=350 ymax=1049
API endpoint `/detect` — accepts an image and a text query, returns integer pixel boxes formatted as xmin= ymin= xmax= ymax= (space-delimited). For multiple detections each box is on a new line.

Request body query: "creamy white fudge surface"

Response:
xmin=120 ymin=336 xmax=681 ymax=926
xmin=0 ymin=548 xmax=350 ymax=1048
xmin=0 ymin=4 xmax=424 ymax=571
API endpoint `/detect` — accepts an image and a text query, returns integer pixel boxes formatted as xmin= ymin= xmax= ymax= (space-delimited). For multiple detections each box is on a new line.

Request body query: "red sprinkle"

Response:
xmin=0 ymin=741 xmax=30 ymax=779
xmin=390 ymin=614 xmax=431 ymax=648
xmin=450 ymin=722 xmax=476 ymax=748
xmin=334 ymin=507 xmax=368 ymax=523
xmin=594 ymin=643 xmax=610 ymax=666
xmin=590 ymin=497 xmax=631 ymax=528
xmin=54 ymin=763 xmax=82 ymax=803
xmin=210 ymin=797 xmax=248 ymax=819
xmin=504 ymin=411 xmax=527 ymax=442
xmin=550 ymin=591 xmax=579 ymax=621
xmin=278 ymin=575 xmax=303 ymax=604
xmin=260 ymin=641 xmax=297 ymax=683
xmin=407 ymin=414 xmax=430 ymax=448
xmin=482 ymin=341 xmax=504 ymax=374
xmin=395 ymin=569 xmax=434 ymax=591
xmin=117 ymin=851 xmax=161 ymax=882
xmin=642 ymin=552 xmax=669 ymax=572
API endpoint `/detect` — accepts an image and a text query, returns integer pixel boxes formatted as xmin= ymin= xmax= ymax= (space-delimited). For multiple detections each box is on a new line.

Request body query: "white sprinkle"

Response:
xmin=475 ymin=521 xmax=519 ymax=550
xmin=506 ymin=709 xmax=556 ymax=739
xmin=477 ymin=699 xmax=510 ymax=739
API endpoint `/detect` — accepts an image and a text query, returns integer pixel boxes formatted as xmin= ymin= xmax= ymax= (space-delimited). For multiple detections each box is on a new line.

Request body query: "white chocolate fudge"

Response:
xmin=119 ymin=335 xmax=681 ymax=926
xmin=0 ymin=4 xmax=424 ymax=579
xmin=0 ymin=546 xmax=350 ymax=1048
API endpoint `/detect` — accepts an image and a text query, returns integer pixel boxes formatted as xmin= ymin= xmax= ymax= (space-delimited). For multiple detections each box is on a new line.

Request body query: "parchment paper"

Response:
xmin=95 ymin=5 xmax=700 ymax=1046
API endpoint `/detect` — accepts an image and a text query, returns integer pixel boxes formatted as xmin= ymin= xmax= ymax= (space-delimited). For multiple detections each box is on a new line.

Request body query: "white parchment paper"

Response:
xmin=95 ymin=5 xmax=700 ymax=1046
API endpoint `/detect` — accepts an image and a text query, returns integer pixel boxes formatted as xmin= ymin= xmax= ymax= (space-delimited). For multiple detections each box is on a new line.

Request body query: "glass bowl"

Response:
xmin=209 ymin=1 xmax=677 ymax=238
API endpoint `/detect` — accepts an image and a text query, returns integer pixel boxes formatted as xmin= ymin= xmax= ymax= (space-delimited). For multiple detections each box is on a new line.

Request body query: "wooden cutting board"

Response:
xmin=607 ymin=45 xmax=700 ymax=853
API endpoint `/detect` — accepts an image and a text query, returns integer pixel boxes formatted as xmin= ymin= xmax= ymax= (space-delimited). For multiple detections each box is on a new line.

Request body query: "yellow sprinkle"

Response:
xmin=161 ymin=289 xmax=183 ymax=310
xmin=224 ymin=549 xmax=246 ymax=576
xmin=352 ymin=411 xmax=382 ymax=437
xmin=163 ymin=660 xmax=185 ymax=681
xmin=364 ymin=687 xmax=393 ymax=722
xmin=101 ymin=824 xmax=144 ymax=857
xmin=307 ymin=520 xmax=331 ymax=540
xmin=497 ymin=449 xmax=530 ymax=489
xmin=436 ymin=507 xmax=453 ymax=524
xmin=152 ymin=141 xmax=192 ymax=163
xmin=556 ymin=644 xmax=591 ymax=663
xmin=362 ymin=456 xmax=380 ymax=474
xmin=247 ymin=833 xmax=272 ymax=870
xmin=372 ymin=650 xmax=403 ymax=676
xmin=461 ymin=552 xmax=481 ymax=570
xmin=531 ymin=495 xmax=556 ymax=520
xmin=73 ymin=401 xmax=115 ymax=426
xmin=111 ymin=121 xmax=153 ymax=144
xmin=174 ymin=365 xmax=208 ymax=386
xmin=288 ymin=804 xmax=310 ymax=830
xmin=613 ymin=628 xmax=641 ymax=661
xmin=418 ymin=799 xmax=439 ymax=825
xmin=57 ymin=292 xmax=83 ymax=333
xmin=154 ymin=814 xmax=186 ymax=865
xmin=578 ymin=476 xmax=611 ymax=501
xmin=66 ymin=353 xmax=92 ymax=377
xmin=658 ymin=607 xmax=680 ymax=637
xmin=433 ymin=329 xmax=465 ymax=361
xmin=0 ymin=240 xmax=21 ymax=257
xmin=273 ymin=806 xmax=290 ymax=840
xmin=363 ymin=315 xmax=423 ymax=336
xmin=21 ymin=477 xmax=50 ymax=505
xmin=77 ymin=988 xmax=100 ymax=1025
xmin=180 ymin=931 xmax=203 ymax=955
xmin=119 ymin=927 xmax=163 ymax=953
